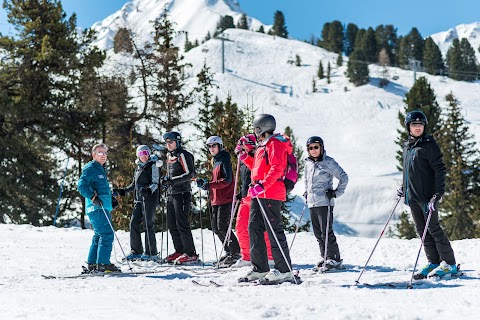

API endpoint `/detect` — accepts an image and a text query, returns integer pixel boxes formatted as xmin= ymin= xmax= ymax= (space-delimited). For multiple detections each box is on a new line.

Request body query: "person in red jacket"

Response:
xmin=238 ymin=114 xmax=294 ymax=283
xmin=233 ymin=133 xmax=274 ymax=268
xmin=197 ymin=136 xmax=240 ymax=267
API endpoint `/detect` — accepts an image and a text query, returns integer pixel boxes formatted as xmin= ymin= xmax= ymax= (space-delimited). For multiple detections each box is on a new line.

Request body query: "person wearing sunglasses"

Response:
xmin=196 ymin=136 xmax=241 ymax=268
xmin=161 ymin=131 xmax=198 ymax=265
xmin=77 ymin=143 xmax=120 ymax=273
xmin=304 ymin=136 xmax=348 ymax=272
xmin=113 ymin=145 xmax=160 ymax=261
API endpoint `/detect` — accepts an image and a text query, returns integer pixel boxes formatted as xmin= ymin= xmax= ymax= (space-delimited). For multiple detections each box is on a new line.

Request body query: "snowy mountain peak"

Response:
xmin=431 ymin=22 xmax=480 ymax=60
xmin=91 ymin=0 xmax=265 ymax=50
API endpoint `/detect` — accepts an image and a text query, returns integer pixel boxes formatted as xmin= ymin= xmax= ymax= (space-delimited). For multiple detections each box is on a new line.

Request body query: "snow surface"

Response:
xmin=1 ymin=224 xmax=480 ymax=319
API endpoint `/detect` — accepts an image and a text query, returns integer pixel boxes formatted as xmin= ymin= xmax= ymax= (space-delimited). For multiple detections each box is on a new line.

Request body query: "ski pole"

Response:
xmin=199 ymin=189 xmax=205 ymax=267
xmin=160 ymin=200 xmax=164 ymax=264
xmin=100 ymin=203 xmax=132 ymax=271
xmin=53 ymin=157 xmax=69 ymax=226
xmin=256 ymin=197 xmax=297 ymax=284
xmin=289 ymin=201 xmax=308 ymax=252
xmin=141 ymin=196 xmax=152 ymax=258
xmin=355 ymin=197 xmax=401 ymax=284
xmin=321 ymin=202 xmax=332 ymax=271
xmin=215 ymin=157 xmax=241 ymax=268
xmin=408 ymin=207 xmax=434 ymax=289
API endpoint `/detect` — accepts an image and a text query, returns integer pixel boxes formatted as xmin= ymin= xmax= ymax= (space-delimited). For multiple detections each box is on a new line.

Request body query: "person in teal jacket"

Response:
xmin=77 ymin=143 xmax=120 ymax=273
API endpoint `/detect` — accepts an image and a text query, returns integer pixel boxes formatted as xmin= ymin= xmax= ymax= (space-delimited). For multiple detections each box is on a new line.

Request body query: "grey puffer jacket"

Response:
xmin=304 ymin=151 xmax=349 ymax=208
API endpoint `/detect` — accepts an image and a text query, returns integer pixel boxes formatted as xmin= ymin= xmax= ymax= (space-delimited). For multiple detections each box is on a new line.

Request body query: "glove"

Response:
xmin=326 ymin=189 xmax=336 ymax=200
xmin=235 ymin=192 xmax=242 ymax=201
xmin=139 ymin=187 xmax=151 ymax=197
xmin=162 ymin=176 xmax=173 ymax=187
xmin=396 ymin=187 xmax=404 ymax=198
xmin=91 ymin=192 xmax=103 ymax=207
xmin=234 ymin=141 xmax=243 ymax=155
xmin=112 ymin=188 xmax=126 ymax=197
xmin=111 ymin=196 xmax=119 ymax=209
xmin=428 ymin=194 xmax=441 ymax=212
xmin=238 ymin=151 xmax=248 ymax=161
xmin=303 ymin=191 xmax=308 ymax=199
xmin=196 ymin=178 xmax=206 ymax=188
xmin=249 ymin=182 xmax=264 ymax=198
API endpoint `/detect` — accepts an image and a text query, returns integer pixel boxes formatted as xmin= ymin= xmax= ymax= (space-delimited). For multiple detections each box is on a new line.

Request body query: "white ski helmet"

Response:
xmin=206 ymin=136 xmax=223 ymax=150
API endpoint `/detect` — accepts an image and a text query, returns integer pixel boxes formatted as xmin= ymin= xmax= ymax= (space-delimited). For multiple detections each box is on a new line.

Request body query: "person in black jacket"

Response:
xmin=114 ymin=145 xmax=160 ymax=261
xmin=398 ymin=110 xmax=457 ymax=278
xmin=162 ymin=131 xmax=198 ymax=264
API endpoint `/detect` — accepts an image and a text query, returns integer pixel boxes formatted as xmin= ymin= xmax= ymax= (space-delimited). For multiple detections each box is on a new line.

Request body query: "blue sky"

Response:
xmin=1 ymin=0 xmax=480 ymax=39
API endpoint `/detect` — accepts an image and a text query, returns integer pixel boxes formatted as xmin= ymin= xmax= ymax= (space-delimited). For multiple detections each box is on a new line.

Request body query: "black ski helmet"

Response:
xmin=306 ymin=136 xmax=324 ymax=148
xmin=404 ymin=110 xmax=428 ymax=129
xmin=253 ymin=114 xmax=276 ymax=137
xmin=163 ymin=131 xmax=182 ymax=148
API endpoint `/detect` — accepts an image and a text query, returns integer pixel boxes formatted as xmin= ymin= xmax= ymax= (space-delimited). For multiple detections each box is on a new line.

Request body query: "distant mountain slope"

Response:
xmin=431 ymin=22 xmax=480 ymax=61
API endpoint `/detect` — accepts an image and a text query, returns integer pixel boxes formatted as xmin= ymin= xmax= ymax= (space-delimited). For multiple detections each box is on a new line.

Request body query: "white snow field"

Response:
xmin=1 ymin=224 xmax=479 ymax=320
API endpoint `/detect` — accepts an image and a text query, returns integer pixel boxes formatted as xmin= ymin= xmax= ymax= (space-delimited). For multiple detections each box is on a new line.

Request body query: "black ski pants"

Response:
xmin=410 ymin=201 xmax=456 ymax=265
xmin=249 ymin=198 xmax=292 ymax=273
xmin=166 ymin=192 xmax=196 ymax=256
xmin=211 ymin=202 xmax=240 ymax=255
xmin=130 ymin=195 xmax=158 ymax=256
xmin=310 ymin=206 xmax=340 ymax=261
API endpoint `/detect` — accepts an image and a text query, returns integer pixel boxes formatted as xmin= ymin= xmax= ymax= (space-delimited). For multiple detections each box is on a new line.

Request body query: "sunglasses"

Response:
xmin=207 ymin=144 xmax=218 ymax=149
xmin=137 ymin=150 xmax=150 ymax=157
xmin=307 ymin=145 xmax=320 ymax=151
xmin=96 ymin=151 xmax=108 ymax=156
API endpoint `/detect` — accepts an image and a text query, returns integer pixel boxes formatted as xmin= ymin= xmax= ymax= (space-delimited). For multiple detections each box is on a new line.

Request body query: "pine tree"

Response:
xmin=184 ymin=32 xmax=194 ymax=52
xmin=347 ymin=49 xmax=369 ymax=86
xmin=318 ymin=60 xmax=325 ymax=79
xmin=327 ymin=62 xmax=332 ymax=84
xmin=336 ymin=54 xmax=343 ymax=67
xmin=437 ymin=93 xmax=479 ymax=239
xmin=378 ymin=48 xmax=390 ymax=87
xmin=319 ymin=21 xmax=344 ymax=53
xmin=271 ymin=10 xmax=288 ymax=38
xmin=214 ymin=15 xmax=235 ymax=37
xmin=257 ymin=25 xmax=265 ymax=33
xmin=312 ymin=77 xmax=317 ymax=93
xmin=375 ymin=24 xmax=398 ymax=66
xmin=344 ymin=23 xmax=359 ymax=56
xmin=113 ymin=27 xmax=134 ymax=54
xmin=357 ymin=27 xmax=377 ymax=63
xmin=237 ymin=13 xmax=249 ymax=30
xmin=397 ymin=28 xmax=424 ymax=68
xmin=394 ymin=211 xmax=417 ymax=239
xmin=446 ymin=38 xmax=478 ymax=81
xmin=295 ymin=54 xmax=302 ymax=66
xmin=395 ymin=77 xmax=441 ymax=169
xmin=422 ymin=37 xmax=445 ymax=75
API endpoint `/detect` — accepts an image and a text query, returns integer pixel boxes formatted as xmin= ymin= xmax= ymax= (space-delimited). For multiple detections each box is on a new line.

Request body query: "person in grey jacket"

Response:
xmin=304 ymin=136 xmax=348 ymax=271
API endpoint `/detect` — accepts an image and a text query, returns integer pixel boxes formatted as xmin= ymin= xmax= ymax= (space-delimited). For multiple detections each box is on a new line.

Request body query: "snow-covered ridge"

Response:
xmin=91 ymin=0 xmax=267 ymax=50
xmin=431 ymin=22 xmax=480 ymax=61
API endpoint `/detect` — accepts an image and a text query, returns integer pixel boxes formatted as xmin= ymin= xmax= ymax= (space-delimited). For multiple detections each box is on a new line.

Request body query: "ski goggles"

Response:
xmin=137 ymin=150 xmax=150 ymax=157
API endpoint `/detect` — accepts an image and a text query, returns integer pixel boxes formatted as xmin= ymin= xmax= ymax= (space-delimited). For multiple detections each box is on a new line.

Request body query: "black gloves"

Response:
xmin=111 ymin=196 xmax=119 ymax=209
xmin=396 ymin=187 xmax=404 ymax=198
xmin=196 ymin=178 xmax=209 ymax=190
xmin=162 ymin=176 xmax=173 ymax=187
xmin=139 ymin=187 xmax=152 ymax=197
xmin=326 ymin=189 xmax=336 ymax=200
xmin=112 ymin=188 xmax=126 ymax=197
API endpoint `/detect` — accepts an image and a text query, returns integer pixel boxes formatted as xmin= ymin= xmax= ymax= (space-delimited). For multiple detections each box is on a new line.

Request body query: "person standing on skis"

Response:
xmin=232 ymin=133 xmax=274 ymax=268
xmin=304 ymin=136 xmax=348 ymax=272
xmin=196 ymin=136 xmax=240 ymax=267
xmin=77 ymin=143 xmax=121 ymax=273
xmin=398 ymin=110 xmax=457 ymax=278
xmin=162 ymin=131 xmax=198 ymax=264
xmin=113 ymin=145 xmax=160 ymax=261
xmin=238 ymin=114 xmax=294 ymax=283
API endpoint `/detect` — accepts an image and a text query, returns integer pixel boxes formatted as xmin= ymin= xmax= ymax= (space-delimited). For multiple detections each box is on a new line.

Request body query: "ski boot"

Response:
xmin=413 ymin=262 xmax=439 ymax=280
xmin=238 ymin=270 xmax=268 ymax=283
xmin=163 ymin=252 xmax=183 ymax=264
xmin=259 ymin=270 xmax=302 ymax=285
xmin=125 ymin=251 xmax=143 ymax=261
xmin=140 ymin=254 xmax=159 ymax=262
xmin=216 ymin=253 xmax=241 ymax=268
xmin=427 ymin=261 xmax=458 ymax=278
xmin=97 ymin=263 xmax=122 ymax=273
xmin=81 ymin=264 xmax=97 ymax=274
xmin=316 ymin=259 xmax=344 ymax=273
xmin=174 ymin=253 xmax=199 ymax=265
xmin=231 ymin=258 xmax=252 ymax=268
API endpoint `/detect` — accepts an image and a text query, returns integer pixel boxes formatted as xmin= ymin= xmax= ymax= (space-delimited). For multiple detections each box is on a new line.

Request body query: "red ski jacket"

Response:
xmin=243 ymin=134 xmax=292 ymax=201
xmin=209 ymin=150 xmax=235 ymax=206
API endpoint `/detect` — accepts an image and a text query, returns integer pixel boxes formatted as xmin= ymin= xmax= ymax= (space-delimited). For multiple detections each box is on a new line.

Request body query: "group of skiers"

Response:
xmin=76 ymin=111 xmax=458 ymax=282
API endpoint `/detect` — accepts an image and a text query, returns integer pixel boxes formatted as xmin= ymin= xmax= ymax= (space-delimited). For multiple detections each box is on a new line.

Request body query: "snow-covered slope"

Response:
xmin=431 ymin=22 xmax=480 ymax=61
xmin=92 ymin=0 xmax=266 ymax=50
xmin=1 ymin=224 xmax=479 ymax=319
